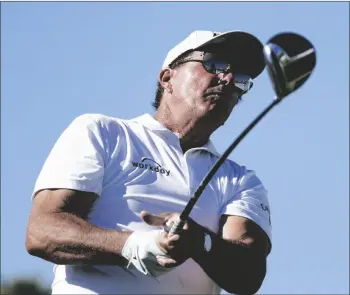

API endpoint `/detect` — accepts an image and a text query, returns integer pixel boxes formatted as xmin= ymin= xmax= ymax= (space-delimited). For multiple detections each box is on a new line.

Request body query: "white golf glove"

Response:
xmin=121 ymin=229 xmax=173 ymax=277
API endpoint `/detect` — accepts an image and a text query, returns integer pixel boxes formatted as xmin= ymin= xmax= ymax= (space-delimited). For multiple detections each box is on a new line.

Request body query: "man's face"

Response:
xmin=167 ymin=51 xmax=245 ymax=130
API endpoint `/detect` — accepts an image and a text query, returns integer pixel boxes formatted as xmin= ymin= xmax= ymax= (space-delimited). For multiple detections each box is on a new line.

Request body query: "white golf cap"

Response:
xmin=162 ymin=30 xmax=265 ymax=79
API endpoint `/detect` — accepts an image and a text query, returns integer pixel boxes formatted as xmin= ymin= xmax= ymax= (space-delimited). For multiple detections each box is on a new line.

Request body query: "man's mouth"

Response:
xmin=204 ymin=92 xmax=229 ymax=102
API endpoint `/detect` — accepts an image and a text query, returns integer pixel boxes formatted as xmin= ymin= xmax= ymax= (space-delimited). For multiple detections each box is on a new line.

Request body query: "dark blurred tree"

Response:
xmin=1 ymin=278 xmax=51 ymax=295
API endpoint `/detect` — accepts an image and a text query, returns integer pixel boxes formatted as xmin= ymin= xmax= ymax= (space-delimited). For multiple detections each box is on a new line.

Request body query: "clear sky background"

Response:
xmin=1 ymin=2 xmax=349 ymax=294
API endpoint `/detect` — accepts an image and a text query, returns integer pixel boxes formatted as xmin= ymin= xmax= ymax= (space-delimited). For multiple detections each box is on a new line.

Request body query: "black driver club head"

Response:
xmin=263 ymin=32 xmax=317 ymax=100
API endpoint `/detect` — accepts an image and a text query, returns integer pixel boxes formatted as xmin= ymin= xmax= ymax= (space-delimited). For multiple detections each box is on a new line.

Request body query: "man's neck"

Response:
xmin=153 ymin=107 xmax=211 ymax=153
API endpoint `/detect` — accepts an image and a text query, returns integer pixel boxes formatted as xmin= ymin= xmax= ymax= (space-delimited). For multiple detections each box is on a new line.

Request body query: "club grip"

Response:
xmin=167 ymin=218 xmax=185 ymax=236
xmin=284 ymin=48 xmax=316 ymax=82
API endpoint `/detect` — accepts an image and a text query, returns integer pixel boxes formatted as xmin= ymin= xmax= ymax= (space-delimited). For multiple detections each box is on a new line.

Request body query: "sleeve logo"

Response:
xmin=260 ymin=203 xmax=271 ymax=226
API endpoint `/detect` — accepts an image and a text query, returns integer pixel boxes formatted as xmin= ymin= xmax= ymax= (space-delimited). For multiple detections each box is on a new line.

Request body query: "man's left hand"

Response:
xmin=140 ymin=211 xmax=204 ymax=268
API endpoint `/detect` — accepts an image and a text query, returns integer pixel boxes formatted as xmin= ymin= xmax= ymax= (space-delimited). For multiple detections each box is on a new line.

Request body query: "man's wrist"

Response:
xmin=121 ymin=230 xmax=171 ymax=277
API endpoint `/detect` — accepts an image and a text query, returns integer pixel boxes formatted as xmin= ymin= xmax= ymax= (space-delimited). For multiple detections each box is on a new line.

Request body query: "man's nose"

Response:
xmin=217 ymin=72 xmax=234 ymax=85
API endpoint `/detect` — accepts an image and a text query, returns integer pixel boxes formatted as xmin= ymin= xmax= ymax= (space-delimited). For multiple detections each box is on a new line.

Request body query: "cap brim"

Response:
xmin=195 ymin=31 xmax=265 ymax=79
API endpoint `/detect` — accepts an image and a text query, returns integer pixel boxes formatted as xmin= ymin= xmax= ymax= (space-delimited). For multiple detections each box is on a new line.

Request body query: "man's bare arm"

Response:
xmin=192 ymin=215 xmax=271 ymax=295
xmin=26 ymin=189 xmax=131 ymax=266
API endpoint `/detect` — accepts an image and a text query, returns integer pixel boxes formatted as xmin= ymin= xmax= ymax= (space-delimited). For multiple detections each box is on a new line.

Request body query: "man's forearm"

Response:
xmin=192 ymin=230 xmax=266 ymax=295
xmin=26 ymin=212 xmax=131 ymax=266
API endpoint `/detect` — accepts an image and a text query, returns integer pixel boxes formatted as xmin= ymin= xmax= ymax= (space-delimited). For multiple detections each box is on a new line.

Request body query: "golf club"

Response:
xmin=167 ymin=32 xmax=317 ymax=236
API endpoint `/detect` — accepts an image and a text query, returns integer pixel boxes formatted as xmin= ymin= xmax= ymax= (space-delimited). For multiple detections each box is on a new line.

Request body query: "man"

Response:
xmin=26 ymin=30 xmax=272 ymax=295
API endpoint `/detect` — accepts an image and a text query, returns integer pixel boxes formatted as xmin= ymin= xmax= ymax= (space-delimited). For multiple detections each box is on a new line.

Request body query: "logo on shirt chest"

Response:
xmin=131 ymin=157 xmax=171 ymax=176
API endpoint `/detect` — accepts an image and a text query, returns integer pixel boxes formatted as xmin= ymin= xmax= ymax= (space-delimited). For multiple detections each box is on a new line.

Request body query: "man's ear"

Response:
xmin=158 ymin=68 xmax=173 ymax=94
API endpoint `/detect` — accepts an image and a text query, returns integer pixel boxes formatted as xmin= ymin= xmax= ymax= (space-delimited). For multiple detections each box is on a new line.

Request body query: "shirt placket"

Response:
xmin=183 ymin=151 xmax=198 ymax=197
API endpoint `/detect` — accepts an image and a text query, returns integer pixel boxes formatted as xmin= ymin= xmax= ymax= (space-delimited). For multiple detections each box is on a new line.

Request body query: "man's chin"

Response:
xmin=201 ymin=109 xmax=229 ymax=130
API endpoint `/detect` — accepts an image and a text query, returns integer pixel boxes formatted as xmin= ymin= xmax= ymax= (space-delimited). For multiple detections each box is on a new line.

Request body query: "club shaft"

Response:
xmin=179 ymin=98 xmax=281 ymax=222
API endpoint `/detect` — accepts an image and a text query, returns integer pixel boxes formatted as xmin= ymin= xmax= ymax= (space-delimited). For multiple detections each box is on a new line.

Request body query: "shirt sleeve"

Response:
xmin=32 ymin=114 xmax=107 ymax=198
xmin=221 ymin=167 xmax=272 ymax=244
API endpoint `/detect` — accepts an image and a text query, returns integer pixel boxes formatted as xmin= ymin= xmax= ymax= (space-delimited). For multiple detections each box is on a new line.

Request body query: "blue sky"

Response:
xmin=2 ymin=2 xmax=349 ymax=294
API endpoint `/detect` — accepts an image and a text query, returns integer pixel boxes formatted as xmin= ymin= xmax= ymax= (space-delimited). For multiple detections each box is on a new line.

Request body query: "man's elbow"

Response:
xmin=25 ymin=227 xmax=51 ymax=259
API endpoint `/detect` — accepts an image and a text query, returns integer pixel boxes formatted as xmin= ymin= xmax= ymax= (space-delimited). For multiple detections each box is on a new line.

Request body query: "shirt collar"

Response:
xmin=131 ymin=113 xmax=221 ymax=157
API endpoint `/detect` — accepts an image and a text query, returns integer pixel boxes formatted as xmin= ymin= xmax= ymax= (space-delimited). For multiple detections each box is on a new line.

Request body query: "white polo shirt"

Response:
xmin=33 ymin=113 xmax=272 ymax=295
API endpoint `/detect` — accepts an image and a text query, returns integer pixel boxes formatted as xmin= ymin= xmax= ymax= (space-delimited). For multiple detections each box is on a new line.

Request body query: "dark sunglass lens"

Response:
xmin=215 ymin=61 xmax=230 ymax=73
xmin=203 ymin=60 xmax=216 ymax=73
xmin=203 ymin=60 xmax=229 ymax=74
xmin=235 ymin=74 xmax=253 ymax=91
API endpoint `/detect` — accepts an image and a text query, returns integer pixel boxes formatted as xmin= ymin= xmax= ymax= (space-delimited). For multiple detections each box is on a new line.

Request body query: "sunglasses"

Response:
xmin=172 ymin=52 xmax=254 ymax=95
